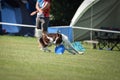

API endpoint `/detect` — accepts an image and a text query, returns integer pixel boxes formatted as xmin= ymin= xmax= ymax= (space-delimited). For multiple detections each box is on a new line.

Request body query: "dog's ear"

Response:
xmin=55 ymin=34 xmax=62 ymax=45
xmin=39 ymin=37 xmax=47 ymax=47
xmin=43 ymin=35 xmax=50 ymax=44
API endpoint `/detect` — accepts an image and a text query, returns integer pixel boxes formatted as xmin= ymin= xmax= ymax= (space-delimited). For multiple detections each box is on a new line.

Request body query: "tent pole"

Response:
xmin=90 ymin=1 xmax=93 ymax=49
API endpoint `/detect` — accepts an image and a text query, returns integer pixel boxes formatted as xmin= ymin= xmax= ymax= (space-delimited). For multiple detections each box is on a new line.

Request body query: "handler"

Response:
xmin=34 ymin=0 xmax=51 ymax=49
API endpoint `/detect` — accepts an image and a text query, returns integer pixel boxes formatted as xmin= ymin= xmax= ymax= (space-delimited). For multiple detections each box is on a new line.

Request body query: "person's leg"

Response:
xmin=35 ymin=28 xmax=42 ymax=48
xmin=40 ymin=17 xmax=49 ymax=34
xmin=39 ymin=17 xmax=50 ymax=45
xmin=35 ymin=17 xmax=49 ymax=49
xmin=35 ymin=17 xmax=42 ymax=48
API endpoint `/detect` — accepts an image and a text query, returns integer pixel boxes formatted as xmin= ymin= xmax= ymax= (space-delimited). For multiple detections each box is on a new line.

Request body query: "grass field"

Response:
xmin=0 ymin=35 xmax=120 ymax=80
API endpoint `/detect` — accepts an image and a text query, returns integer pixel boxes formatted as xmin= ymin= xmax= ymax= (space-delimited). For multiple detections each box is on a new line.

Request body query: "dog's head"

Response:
xmin=39 ymin=33 xmax=63 ymax=48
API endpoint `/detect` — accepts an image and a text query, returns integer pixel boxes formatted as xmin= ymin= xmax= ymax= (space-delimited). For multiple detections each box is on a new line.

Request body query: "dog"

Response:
xmin=39 ymin=33 xmax=62 ymax=47
xmin=38 ymin=31 xmax=83 ymax=55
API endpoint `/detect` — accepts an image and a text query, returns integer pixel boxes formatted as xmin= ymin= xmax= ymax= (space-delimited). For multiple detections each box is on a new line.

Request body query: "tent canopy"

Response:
xmin=70 ymin=0 xmax=120 ymax=40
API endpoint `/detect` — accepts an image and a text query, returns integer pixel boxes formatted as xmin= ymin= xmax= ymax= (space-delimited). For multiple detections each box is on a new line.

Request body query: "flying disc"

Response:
xmin=55 ymin=44 xmax=65 ymax=54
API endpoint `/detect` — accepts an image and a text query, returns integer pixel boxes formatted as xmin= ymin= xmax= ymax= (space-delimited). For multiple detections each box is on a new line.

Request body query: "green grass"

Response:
xmin=0 ymin=35 xmax=120 ymax=80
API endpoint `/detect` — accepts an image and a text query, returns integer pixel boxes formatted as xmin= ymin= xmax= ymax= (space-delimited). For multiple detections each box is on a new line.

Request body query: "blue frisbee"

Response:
xmin=55 ymin=44 xmax=65 ymax=54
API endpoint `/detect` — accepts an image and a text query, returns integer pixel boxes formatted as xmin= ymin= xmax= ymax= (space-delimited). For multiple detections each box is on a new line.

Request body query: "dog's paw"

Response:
xmin=41 ymin=48 xmax=51 ymax=52
xmin=78 ymin=52 xmax=84 ymax=55
xmin=47 ymin=49 xmax=51 ymax=52
xmin=40 ymin=48 xmax=44 ymax=51
xmin=44 ymin=49 xmax=51 ymax=52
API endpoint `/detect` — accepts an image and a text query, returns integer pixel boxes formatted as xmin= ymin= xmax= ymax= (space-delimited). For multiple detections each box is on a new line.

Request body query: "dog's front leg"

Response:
xmin=42 ymin=47 xmax=51 ymax=52
xmin=53 ymin=37 xmax=59 ymax=44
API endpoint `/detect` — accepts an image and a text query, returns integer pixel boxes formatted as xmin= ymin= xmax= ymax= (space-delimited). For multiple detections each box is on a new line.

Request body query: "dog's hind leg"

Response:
xmin=61 ymin=34 xmax=79 ymax=54
xmin=64 ymin=43 xmax=79 ymax=55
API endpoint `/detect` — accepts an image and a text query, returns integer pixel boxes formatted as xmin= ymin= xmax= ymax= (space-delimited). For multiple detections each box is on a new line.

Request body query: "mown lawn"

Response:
xmin=0 ymin=35 xmax=120 ymax=80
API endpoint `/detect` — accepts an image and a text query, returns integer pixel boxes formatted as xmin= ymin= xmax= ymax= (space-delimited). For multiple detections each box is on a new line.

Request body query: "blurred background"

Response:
xmin=1 ymin=0 xmax=120 ymax=42
xmin=0 ymin=0 xmax=83 ymax=36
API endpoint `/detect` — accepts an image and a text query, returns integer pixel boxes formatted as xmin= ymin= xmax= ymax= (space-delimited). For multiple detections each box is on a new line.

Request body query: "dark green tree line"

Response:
xmin=50 ymin=0 xmax=83 ymax=26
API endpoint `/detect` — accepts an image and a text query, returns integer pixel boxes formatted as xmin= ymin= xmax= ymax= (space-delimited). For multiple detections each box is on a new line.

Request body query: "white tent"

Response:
xmin=70 ymin=0 xmax=120 ymax=41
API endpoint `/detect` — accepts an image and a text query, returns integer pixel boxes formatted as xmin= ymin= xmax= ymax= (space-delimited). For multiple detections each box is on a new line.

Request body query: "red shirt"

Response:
xmin=44 ymin=0 xmax=50 ymax=17
xmin=38 ymin=0 xmax=51 ymax=17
